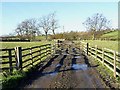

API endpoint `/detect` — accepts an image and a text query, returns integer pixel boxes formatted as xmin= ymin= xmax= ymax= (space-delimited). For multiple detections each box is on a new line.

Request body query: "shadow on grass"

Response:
xmin=83 ymin=54 xmax=99 ymax=68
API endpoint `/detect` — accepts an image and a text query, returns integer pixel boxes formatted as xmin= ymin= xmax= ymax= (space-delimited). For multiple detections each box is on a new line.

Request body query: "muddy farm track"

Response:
xmin=18 ymin=42 xmax=108 ymax=89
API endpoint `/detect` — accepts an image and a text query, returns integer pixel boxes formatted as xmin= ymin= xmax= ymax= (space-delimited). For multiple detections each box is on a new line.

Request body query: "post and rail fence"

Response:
xmin=76 ymin=41 xmax=120 ymax=78
xmin=1 ymin=41 xmax=120 ymax=78
xmin=0 ymin=43 xmax=58 ymax=74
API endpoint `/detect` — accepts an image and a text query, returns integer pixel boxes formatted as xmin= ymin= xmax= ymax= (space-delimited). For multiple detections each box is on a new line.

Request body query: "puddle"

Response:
xmin=50 ymin=72 xmax=58 ymax=76
xmin=72 ymin=64 xmax=88 ymax=70
xmin=56 ymin=64 xmax=61 ymax=67
xmin=74 ymin=56 xmax=81 ymax=58
xmin=42 ymin=71 xmax=58 ymax=76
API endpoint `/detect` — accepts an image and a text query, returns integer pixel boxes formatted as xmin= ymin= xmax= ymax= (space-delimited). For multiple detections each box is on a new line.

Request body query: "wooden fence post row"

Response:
xmin=1 ymin=44 xmax=53 ymax=74
xmin=80 ymin=41 xmax=118 ymax=78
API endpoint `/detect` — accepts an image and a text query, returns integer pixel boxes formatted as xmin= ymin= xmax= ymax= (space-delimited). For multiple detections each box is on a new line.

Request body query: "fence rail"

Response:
xmin=0 ymin=44 xmax=53 ymax=74
xmin=1 ymin=41 xmax=119 ymax=78
xmin=79 ymin=41 xmax=120 ymax=78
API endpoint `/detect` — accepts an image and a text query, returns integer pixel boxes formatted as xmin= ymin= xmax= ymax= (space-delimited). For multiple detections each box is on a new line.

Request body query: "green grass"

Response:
xmin=0 ymin=41 xmax=55 ymax=71
xmin=0 ymin=41 xmax=55 ymax=75
xmin=2 ymin=65 xmax=40 ymax=89
xmin=101 ymin=30 xmax=119 ymax=40
xmin=0 ymin=41 xmax=54 ymax=49
xmin=1 ymin=41 xmax=55 ymax=89
xmin=35 ymin=35 xmax=51 ymax=41
xmin=88 ymin=55 xmax=120 ymax=88
xmin=83 ymin=40 xmax=119 ymax=52
xmin=0 ymin=41 xmax=54 ymax=71
xmin=80 ymin=40 xmax=120 ymax=78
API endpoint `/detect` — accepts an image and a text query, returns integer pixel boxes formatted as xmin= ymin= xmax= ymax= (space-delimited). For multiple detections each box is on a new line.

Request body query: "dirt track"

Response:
xmin=18 ymin=43 xmax=108 ymax=89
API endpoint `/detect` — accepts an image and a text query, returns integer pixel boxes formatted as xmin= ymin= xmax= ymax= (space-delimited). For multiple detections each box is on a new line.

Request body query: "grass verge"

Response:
xmin=1 ymin=62 xmax=43 ymax=90
xmin=87 ymin=54 xmax=120 ymax=89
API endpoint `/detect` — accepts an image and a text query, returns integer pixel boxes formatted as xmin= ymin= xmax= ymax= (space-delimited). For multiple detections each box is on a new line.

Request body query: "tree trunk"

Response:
xmin=93 ymin=33 xmax=95 ymax=40
xmin=53 ymin=30 xmax=55 ymax=35
xmin=45 ymin=32 xmax=48 ymax=40
xmin=52 ymin=30 xmax=55 ymax=39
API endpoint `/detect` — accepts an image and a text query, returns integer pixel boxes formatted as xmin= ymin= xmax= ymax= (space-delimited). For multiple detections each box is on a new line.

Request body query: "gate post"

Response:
xmin=15 ymin=47 xmax=22 ymax=70
xmin=8 ymin=49 xmax=13 ymax=74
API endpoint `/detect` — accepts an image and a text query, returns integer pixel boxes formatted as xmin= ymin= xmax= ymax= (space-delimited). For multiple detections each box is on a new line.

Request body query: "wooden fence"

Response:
xmin=0 ymin=44 xmax=53 ymax=74
xmin=77 ymin=41 xmax=120 ymax=78
xmin=1 ymin=41 xmax=120 ymax=78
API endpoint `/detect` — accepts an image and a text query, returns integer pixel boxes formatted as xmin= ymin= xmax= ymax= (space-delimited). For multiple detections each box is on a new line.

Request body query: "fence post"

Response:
xmin=102 ymin=48 xmax=104 ymax=65
xmin=30 ymin=48 xmax=33 ymax=66
xmin=114 ymin=51 xmax=116 ymax=78
xmin=53 ymin=44 xmax=55 ymax=55
xmin=45 ymin=44 xmax=48 ymax=56
xmin=87 ymin=43 xmax=89 ymax=55
xmin=39 ymin=46 xmax=41 ymax=61
xmin=15 ymin=47 xmax=22 ymax=70
xmin=49 ymin=44 xmax=52 ymax=56
xmin=89 ymin=43 xmax=91 ymax=56
xmin=95 ymin=45 xmax=97 ymax=59
xmin=8 ymin=49 xmax=13 ymax=74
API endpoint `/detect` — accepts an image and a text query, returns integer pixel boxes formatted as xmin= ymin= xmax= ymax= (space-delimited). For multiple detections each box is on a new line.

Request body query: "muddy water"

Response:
xmin=19 ymin=47 xmax=108 ymax=89
xmin=72 ymin=64 xmax=88 ymax=70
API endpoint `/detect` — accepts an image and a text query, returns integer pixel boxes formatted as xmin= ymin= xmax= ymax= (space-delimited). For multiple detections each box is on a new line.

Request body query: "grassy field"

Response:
xmin=0 ymin=41 xmax=55 ymax=78
xmin=0 ymin=40 xmax=54 ymax=88
xmin=0 ymin=41 xmax=54 ymax=49
xmin=81 ymin=40 xmax=120 ymax=75
xmin=35 ymin=35 xmax=51 ymax=41
xmin=83 ymin=40 xmax=119 ymax=52
xmin=100 ymin=30 xmax=119 ymax=40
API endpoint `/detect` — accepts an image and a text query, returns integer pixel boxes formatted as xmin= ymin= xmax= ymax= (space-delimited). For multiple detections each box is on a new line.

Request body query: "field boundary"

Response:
xmin=0 ymin=43 xmax=57 ymax=74
xmin=1 ymin=41 xmax=120 ymax=78
xmin=76 ymin=41 xmax=120 ymax=78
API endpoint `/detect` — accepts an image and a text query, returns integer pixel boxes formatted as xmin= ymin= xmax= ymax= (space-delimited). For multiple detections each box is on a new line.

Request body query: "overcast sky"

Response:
xmin=1 ymin=1 xmax=119 ymax=36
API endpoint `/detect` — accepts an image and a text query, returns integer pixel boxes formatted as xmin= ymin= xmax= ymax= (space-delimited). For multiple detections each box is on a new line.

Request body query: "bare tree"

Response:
xmin=15 ymin=18 xmax=39 ymax=40
xmin=49 ymin=12 xmax=59 ymax=35
xmin=38 ymin=12 xmax=59 ymax=40
xmin=83 ymin=13 xmax=110 ymax=39
xmin=38 ymin=15 xmax=51 ymax=40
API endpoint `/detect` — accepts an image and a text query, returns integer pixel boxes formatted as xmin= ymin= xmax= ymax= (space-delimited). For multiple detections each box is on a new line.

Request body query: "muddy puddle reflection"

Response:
xmin=72 ymin=64 xmax=88 ymax=70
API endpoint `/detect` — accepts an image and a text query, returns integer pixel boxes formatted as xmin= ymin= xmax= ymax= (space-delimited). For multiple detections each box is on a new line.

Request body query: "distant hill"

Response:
xmin=1 ymin=30 xmax=119 ymax=41
xmin=100 ymin=30 xmax=119 ymax=40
